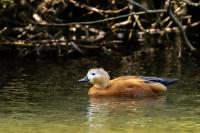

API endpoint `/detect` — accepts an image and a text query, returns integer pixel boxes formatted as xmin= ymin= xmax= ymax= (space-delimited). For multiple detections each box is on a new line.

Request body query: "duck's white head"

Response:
xmin=79 ymin=68 xmax=110 ymax=89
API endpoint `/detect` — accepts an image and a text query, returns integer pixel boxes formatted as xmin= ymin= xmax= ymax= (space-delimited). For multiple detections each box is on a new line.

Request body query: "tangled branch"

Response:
xmin=0 ymin=0 xmax=199 ymax=57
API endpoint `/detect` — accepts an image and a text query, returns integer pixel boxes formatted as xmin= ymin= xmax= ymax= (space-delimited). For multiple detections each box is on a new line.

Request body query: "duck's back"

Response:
xmin=89 ymin=76 xmax=168 ymax=97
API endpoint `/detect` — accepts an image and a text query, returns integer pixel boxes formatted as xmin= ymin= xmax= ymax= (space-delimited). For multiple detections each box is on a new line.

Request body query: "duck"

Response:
xmin=78 ymin=68 xmax=178 ymax=97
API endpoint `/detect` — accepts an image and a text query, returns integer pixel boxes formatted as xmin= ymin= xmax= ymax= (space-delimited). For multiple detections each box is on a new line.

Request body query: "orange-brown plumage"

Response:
xmin=79 ymin=68 xmax=177 ymax=97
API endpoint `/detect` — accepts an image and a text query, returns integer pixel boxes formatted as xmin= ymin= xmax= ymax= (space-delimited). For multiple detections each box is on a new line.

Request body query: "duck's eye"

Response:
xmin=91 ymin=73 xmax=96 ymax=76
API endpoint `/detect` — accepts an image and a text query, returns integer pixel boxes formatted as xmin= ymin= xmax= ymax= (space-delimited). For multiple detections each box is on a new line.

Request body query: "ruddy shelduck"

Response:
xmin=79 ymin=68 xmax=178 ymax=97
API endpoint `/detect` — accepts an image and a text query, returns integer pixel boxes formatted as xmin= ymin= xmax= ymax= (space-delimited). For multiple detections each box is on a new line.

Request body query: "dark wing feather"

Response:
xmin=139 ymin=76 xmax=178 ymax=86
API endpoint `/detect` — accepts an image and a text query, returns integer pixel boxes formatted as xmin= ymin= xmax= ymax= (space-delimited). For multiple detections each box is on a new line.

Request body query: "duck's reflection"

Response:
xmin=86 ymin=96 xmax=166 ymax=132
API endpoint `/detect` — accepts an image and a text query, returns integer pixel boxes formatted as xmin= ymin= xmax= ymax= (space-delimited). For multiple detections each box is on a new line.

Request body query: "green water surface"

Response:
xmin=0 ymin=53 xmax=200 ymax=133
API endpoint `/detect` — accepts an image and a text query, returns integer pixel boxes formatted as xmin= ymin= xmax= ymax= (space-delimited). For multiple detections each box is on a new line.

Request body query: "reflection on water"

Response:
xmin=0 ymin=51 xmax=200 ymax=133
xmin=87 ymin=96 xmax=167 ymax=133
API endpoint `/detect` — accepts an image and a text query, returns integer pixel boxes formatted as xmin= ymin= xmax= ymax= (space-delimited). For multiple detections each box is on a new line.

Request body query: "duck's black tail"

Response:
xmin=162 ymin=78 xmax=178 ymax=86
xmin=140 ymin=76 xmax=178 ymax=86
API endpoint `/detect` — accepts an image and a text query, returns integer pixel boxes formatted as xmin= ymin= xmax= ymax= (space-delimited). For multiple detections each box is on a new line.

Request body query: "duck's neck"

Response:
xmin=94 ymin=82 xmax=109 ymax=89
xmin=94 ymin=77 xmax=110 ymax=89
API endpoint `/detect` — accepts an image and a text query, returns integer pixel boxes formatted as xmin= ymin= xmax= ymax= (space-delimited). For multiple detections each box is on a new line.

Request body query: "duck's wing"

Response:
xmin=139 ymin=76 xmax=178 ymax=86
xmin=125 ymin=77 xmax=167 ymax=93
xmin=109 ymin=77 xmax=155 ymax=97
xmin=111 ymin=76 xmax=177 ymax=94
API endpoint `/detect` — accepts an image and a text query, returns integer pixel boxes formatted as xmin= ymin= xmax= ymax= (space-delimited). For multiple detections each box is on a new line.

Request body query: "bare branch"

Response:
xmin=168 ymin=3 xmax=196 ymax=51
xmin=183 ymin=0 xmax=200 ymax=7
xmin=127 ymin=0 xmax=167 ymax=13
xmin=68 ymin=0 xmax=129 ymax=14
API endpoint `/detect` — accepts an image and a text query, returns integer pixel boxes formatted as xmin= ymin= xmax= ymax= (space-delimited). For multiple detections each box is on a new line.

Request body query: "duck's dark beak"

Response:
xmin=78 ymin=76 xmax=89 ymax=82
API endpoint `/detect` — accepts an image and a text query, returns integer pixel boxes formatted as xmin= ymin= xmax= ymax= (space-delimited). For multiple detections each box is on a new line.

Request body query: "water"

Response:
xmin=0 ymin=51 xmax=200 ymax=133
